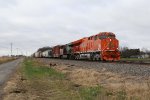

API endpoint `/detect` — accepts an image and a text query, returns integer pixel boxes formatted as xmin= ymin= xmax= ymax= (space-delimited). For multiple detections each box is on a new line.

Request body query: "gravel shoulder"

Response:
xmin=40 ymin=58 xmax=150 ymax=78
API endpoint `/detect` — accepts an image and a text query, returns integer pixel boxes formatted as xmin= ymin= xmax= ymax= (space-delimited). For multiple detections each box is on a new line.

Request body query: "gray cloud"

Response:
xmin=0 ymin=0 xmax=150 ymax=56
xmin=0 ymin=0 xmax=17 ymax=8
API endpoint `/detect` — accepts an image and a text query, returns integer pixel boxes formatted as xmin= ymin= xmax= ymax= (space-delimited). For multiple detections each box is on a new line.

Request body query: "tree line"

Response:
xmin=120 ymin=47 xmax=150 ymax=58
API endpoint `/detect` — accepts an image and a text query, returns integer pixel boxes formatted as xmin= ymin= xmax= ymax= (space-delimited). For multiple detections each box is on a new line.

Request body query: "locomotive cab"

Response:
xmin=99 ymin=32 xmax=120 ymax=61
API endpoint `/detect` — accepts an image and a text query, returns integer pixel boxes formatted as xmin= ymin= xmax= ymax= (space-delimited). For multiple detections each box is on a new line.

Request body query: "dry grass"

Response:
xmin=48 ymin=61 xmax=150 ymax=100
xmin=0 ymin=57 xmax=16 ymax=64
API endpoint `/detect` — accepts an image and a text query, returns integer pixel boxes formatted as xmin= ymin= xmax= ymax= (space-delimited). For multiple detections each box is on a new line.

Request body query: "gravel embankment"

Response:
xmin=40 ymin=58 xmax=150 ymax=78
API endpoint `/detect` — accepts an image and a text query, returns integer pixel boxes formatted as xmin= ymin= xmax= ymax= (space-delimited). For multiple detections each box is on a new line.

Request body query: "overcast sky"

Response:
xmin=0 ymin=0 xmax=150 ymax=56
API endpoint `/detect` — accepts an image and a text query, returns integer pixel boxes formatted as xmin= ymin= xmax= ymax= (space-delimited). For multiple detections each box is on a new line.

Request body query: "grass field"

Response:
xmin=4 ymin=58 xmax=148 ymax=100
xmin=18 ymin=58 xmax=130 ymax=100
xmin=22 ymin=59 xmax=104 ymax=100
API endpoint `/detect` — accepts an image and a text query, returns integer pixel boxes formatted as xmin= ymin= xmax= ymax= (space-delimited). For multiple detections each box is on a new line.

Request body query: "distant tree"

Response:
xmin=120 ymin=46 xmax=128 ymax=58
xmin=141 ymin=48 xmax=150 ymax=58
xmin=120 ymin=46 xmax=128 ymax=52
xmin=120 ymin=46 xmax=140 ymax=58
xmin=147 ymin=51 xmax=150 ymax=58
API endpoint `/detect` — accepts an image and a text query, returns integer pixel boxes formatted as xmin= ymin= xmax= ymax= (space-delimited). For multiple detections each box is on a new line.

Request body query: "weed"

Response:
xmin=106 ymin=91 xmax=113 ymax=96
xmin=116 ymin=90 xmax=127 ymax=100
xmin=79 ymin=86 xmax=103 ymax=100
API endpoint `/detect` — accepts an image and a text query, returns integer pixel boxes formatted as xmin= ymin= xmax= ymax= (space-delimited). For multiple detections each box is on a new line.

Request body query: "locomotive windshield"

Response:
xmin=99 ymin=35 xmax=107 ymax=39
xmin=99 ymin=34 xmax=115 ymax=39
xmin=108 ymin=34 xmax=115 ymax=38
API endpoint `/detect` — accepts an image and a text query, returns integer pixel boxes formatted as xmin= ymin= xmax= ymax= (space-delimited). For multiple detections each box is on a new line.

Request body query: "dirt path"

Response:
xmin=0 ymin=58 xmax=23 ymax=99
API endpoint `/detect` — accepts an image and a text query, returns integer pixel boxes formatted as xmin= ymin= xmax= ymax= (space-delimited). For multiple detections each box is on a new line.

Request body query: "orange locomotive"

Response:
xmin=52 ymin=32 xmax=120 ymax=61
xmin=71 ymin=32 xmax=120 ymax=61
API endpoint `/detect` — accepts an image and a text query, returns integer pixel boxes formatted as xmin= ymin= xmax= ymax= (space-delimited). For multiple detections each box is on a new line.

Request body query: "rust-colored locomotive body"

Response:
xmin=71 ymin=32 xmax=120 ymax=61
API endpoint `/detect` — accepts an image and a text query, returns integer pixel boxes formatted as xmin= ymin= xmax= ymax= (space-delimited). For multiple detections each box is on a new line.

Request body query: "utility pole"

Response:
xmin=11 ymin=43 xmax=13 ymax=57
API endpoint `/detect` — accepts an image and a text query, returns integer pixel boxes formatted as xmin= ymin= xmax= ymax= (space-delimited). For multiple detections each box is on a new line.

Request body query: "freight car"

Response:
xmin=34 ymin=51 xmax=42 ymax=58
xmin=34 ymin=32 xmax=120 ymax=61
xmin=52 ymin=45 xmax=61 ymax=58
xmin=42 ymin=49 xmax=52 ymax=58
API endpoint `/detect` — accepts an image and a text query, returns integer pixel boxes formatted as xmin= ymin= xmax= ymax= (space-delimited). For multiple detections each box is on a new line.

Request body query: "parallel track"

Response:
xmin=116 ymin=60 xmax=150 ymax=65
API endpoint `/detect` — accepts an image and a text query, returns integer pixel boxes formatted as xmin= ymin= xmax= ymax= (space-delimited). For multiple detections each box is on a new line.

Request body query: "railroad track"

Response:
xmin=117 ymin=60 xmax=150 ymax=65
xmin=99 ymin=60 xmax=150 ymax=65
xmin=38 ymin=58 xmax=150 ymax=77
xmin=43 ymin=58 xmax=150 ymax=65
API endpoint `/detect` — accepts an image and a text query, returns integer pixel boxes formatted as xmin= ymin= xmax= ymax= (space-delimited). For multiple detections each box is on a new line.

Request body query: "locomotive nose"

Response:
xmin=106 ymin=38 xmax=114 ymax=50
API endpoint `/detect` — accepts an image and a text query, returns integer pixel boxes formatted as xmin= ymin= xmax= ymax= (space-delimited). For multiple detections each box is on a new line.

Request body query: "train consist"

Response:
xmin=33 ymin=32 xmax=120 ymax=61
